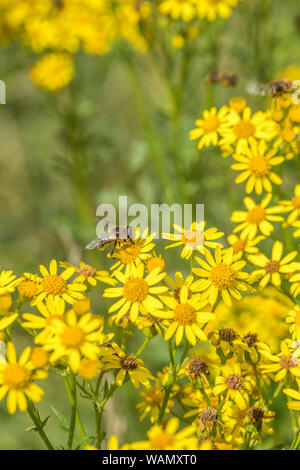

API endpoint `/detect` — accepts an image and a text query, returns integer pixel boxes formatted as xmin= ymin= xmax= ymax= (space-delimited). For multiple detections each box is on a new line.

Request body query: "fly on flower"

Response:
xmin=85 ymin=225 xmax=136 ymax=258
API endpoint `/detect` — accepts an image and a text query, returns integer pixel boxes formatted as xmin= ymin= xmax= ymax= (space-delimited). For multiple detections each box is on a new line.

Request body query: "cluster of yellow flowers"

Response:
xmin=0 ymin=0 xmax=244 ymax=92
xmin=0 ymin=183 xmax=299 ymax=449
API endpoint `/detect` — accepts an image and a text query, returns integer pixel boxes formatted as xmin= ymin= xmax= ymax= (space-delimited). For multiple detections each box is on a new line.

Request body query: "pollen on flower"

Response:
xmin=249 ymin=156 xmax=270 ymax=177
xmin=225 ymin=373 xmax=243 ymax=390
xmin=123 ymin=278 xmax=148 ymax=302
xmin=42 ymin=275 xmax=67 ymax=295
xmin=209 ymin=264 xmax=236 ymax=289
xmin=117 ymin=244 xmax=141 ymax=264
xmin=61 ymin=326 xmax=84 ymax=348
xmin=173 ymin=303 xmax=196 ymax=325
xmin=3 ymin=364 xmax=29 ymax=389
xmin=234 ymin=120 xmax=255 ymax=139
xmin=247 ymin=206 xmax=266 ymax=224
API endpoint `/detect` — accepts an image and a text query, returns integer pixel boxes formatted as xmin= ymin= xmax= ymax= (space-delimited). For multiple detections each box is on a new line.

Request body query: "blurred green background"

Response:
xmin=0 ymin=0 xmax=299 ymax=449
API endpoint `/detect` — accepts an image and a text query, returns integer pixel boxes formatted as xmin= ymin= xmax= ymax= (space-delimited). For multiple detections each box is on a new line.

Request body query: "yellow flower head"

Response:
xmin=231 ymin=140 xmax=284 ymax=195
xmin=103 ymin=263 xmax=167 ymax=323
xmin=231 ymin=194 xmax=285 ymax=239
xmin=32 ymin=259 xmax=86 ymax=306
xmin=189 ymin=106 xmax=232 ymax=150
xmin=0 ymin=342 xmax=46 ymax=414
xmin=197 ymin=0 xmax=243 ymax=22
xmin=101 ymin=342 xmax=153 ymax=389
xmin=248 ymin=241 xmax=298 ymax=289
xmin=152 ymin=287 xmax=215 ymax=346
xmin=0 ymin=270 xmax=20 ymax=296
xmin=213 ymin=363 xmax=251 ymax=410
xmin=193 ymin=246 xmax=252 ymax=307
xmin=30 ymin=53 xmax=74 ymax=92
xmin=131 ymin=417 xmax=197 ymax=450
xmin=286 ymin=305 xmax=300 ymax=340
xmin=219 ymin=107 xmax=278 ymax=154
xmin=163 ymin=221 xmax=224 ymax=259
xmin=38 ymin=310 xmax=111 ymax=371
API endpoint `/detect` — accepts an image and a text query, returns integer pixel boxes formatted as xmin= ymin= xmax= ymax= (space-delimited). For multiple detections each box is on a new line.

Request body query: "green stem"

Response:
xmin=136 ymin=337 xmax=150 ymax=356
xmin=157 ymin=340 xmax=177 ymax=424
xmin=95 ymin=381 xmax=118 ymax=449
xmin=27 ymin=400 xmax=55 ymax=450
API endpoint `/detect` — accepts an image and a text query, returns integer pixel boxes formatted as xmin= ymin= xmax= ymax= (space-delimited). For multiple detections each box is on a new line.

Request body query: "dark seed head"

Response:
xmin=120 ymin=354 xmax=138 ymax=370
xmin=189 ymin=357 xmax=209 ymax=376
xmin=225 ymin=373 xmax=243 ymax=390
xmin=200 ymin=407 xmax=218 ymax=425
xmin=243 ymin=332 xmax=258 ymax=348
xmin=219 ymin=327 xmax=237 ymax=344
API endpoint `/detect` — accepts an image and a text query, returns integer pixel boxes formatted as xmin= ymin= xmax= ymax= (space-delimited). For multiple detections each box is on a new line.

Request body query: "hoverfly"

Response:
xmin=85 ymin=225 xmax=136 ymax=259
xmin=269 ymin=78 xmax=293 ymax=96
xmin=267 ymin=78 xmax=294 ymax=110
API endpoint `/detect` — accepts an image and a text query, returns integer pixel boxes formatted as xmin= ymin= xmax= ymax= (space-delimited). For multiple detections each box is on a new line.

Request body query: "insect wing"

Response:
xmin=85 ymin=238 xmax=101 ymax=250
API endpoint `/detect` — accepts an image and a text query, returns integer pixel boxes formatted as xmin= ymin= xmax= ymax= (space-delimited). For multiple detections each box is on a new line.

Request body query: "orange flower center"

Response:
xmin=249 ymin=156 xmax=270 ymax=177
xmin=182 ymin=229 xmax=204 ymax=246
xmin=173 ymin=303 xmax=196 ymax=326
xmin=123 ymin=278 xmax=148 ymax=302
xmin=3 ymin=364 xmax=29 ymax=389
xmin=202 ymin=116 xmax=220 ymax=133
xmin=61 ymin=326 xmax=84 ymax=348
xmin=234 ymin=120 xmax=255 ymax=139
xmin=42 ymin=275 xmax=67 ymax=295
xmin=247 ymin=206 xmax=266 ymax=224
xmin=265 ymin=260 xmax=279 ymax=273
xmin=209 ymin=263 xmax=236 ymax=289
